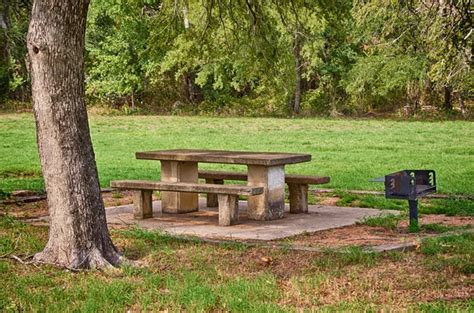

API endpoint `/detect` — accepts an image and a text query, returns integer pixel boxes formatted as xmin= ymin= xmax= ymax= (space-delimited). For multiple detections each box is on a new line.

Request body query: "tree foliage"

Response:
xmin=2 ymin=0 xmax=473 ymax=116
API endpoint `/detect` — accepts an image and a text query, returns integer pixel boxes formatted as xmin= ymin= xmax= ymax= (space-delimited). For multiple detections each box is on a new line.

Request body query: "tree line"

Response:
xmin=1 ymin=0 xmax=472 ymax=116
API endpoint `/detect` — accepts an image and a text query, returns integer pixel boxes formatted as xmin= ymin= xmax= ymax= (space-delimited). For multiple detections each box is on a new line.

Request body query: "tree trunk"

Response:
xmin=292 ymin=31 xmax=302 ymax=114
xmin=458 ymin=92 xmax=466 ymax=117
xmin=0 ymin=0 xmax=9 ymax=98
xmin=27 ymin=0 xmax=122 ymax=269
xmin=443 ymin=85 xmax=452 ymax=111
xmin=183 ymin=71 xmax=202 ymax=104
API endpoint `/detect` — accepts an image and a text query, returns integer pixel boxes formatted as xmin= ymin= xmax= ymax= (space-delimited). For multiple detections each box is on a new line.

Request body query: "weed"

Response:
xmin=358 ymin=195 xmax=406 ymax=211
xmin=307 ymin=191 xmax=318 ymax=205
xmin=422 ymin=223 xmax=472 ymax=234
xmin=409 ymin=219 xmax=420 ymax=233
xmin=0 ymin=189 xmax=10 ymax=200
xmin=219 ymin=241 xmax=248 ymax=251
xmin=313 ymin=246 xmax=380 ymax=270
xmin=336 ymin=193 xmax=359 ymax=206
xmin=358 ymin=213 xmax=403 ymax=230
xmin=386 ymin=251 xmax=404 ymax=262
xmin=0 ymin=215 xmax=24 ymax=229
xmin=111 ymin=192 xmax=123 ymax=199
xmin=119 ymin=226 xmax=200 ymax=248
xmin=416 ymin=300 xmax=474 ymax=312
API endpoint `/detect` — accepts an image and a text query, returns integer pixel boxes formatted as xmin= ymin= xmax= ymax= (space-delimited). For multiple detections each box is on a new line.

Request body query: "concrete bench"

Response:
xmin=110 ymin=180 xmax=264 ymax=226
xmin=198 ymin=170 xmax=330 ymax=214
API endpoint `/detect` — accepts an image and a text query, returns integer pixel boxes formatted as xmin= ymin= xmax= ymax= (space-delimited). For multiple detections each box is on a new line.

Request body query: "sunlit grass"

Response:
xmin=1 ymin=114 xmax=473 ymax=195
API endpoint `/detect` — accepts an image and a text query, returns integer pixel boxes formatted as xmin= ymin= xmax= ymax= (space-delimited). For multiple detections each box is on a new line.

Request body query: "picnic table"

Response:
xmin=135 ymin=149 xmax=311 ymax=220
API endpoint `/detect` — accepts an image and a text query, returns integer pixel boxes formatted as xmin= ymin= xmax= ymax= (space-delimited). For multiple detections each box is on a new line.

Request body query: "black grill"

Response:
xmin=372 ymin=170 xmax=436 ymax=229
xmin=384 ymin=170 xmax=436 ymax=200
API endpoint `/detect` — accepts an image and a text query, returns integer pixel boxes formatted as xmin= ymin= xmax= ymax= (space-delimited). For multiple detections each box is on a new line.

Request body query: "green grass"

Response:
xmin=358 ymin=213 xmax=403 ymax=230
xmin=333 ymin=192 xmax=473 ymax=216
xmin=2 ymin=216 xmax=473 ymax=311
xmin=313 ymin=246 xmax=381 ymax=270
xmin=421 ymin=233 xmax=474 ymax=275
xmin=422 ymin=223 xmax=472 ymax=233
xmin=0 ymin=114 xmax=473 ymax=195
xmin=420 ymin=198 xmax=474 ymax=216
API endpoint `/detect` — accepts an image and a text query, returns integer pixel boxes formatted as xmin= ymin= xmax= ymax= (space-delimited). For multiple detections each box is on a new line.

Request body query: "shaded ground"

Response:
xmin=0 ymin=216 xmax=473 ymax=311
xmin=1 ymin=190 xmax=473 ymax=310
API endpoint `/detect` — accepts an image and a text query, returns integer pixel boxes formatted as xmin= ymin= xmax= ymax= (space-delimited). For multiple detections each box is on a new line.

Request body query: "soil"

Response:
xmin=0 ymin=190 xmax=138 ymax=219
xmin=286 ymin=216 xmax=473 ymax=250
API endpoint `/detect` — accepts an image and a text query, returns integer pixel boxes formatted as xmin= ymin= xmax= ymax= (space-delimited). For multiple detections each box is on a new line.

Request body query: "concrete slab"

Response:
xmin=106 ymin=198 xmax=399 ymax=241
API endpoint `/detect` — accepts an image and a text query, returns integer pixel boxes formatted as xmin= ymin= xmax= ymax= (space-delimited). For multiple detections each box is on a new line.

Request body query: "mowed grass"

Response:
xmin=1 ymin=216 xmax=473 ymax=311
xmin=0 ymin=113 xmax=473 ymax=195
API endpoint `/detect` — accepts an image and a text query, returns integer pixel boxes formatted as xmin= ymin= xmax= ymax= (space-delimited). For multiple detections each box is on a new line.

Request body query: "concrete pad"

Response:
xmin=106 ymin=198 xmax=399 ymax=241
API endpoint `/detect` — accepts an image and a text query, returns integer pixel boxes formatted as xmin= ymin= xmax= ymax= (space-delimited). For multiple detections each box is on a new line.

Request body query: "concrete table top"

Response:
xmin=135 ymin=149 xmax=311 ymax=166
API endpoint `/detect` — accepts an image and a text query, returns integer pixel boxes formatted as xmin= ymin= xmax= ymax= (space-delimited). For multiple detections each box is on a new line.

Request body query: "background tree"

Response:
xmin=0 ymin=0 xmax=31 ymax=103
xmin=3 ymin=0 xmax=472 ymax=115
xmin=346 ymin=0 xmax=472 ymax=115
xmin=0 ymin=0 xmax=9 ymax=99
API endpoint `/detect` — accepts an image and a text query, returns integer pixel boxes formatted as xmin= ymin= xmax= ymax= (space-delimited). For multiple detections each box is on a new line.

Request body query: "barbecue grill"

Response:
xmin=372 ymin=170 xmax=436 ymax=228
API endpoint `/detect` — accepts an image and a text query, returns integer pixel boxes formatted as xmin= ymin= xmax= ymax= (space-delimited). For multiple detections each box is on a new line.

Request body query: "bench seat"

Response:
xmin=198 ymin=170 xmax=330 ymax=213
xmin=110 ymin=180 xmax=263 ymax=226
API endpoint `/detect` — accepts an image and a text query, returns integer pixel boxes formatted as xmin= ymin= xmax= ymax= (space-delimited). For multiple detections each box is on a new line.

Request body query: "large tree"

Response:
xmin=27 ymin=0 xmax=121 ymax=268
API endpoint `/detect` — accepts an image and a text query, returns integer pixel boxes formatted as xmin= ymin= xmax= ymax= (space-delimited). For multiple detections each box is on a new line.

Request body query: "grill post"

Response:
xmin=408 ymin=199 xmax=419 ymax=229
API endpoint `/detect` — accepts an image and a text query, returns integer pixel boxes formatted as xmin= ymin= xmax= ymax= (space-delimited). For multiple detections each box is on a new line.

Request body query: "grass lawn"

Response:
xmin=0 ymin=113 xmax=473 ymax=195
xmin=1 ymin=216 xmax=473 ymax=311
xmin=1 ymin=113 xmax=473 ymax=310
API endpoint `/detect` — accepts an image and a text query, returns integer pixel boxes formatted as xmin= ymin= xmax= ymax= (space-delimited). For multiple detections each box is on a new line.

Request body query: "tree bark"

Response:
xmin=443 ymin=85 xmax=452 ymax=111
xmin=458 ymin=92 xmax=466 ymax=117
xmin=0 ymin=0 xmax=9 ymax=98
xmin=183 ymin=71 xmax=202 ymax=104
xmin=27 ymin=0 xmax=122 ymax=269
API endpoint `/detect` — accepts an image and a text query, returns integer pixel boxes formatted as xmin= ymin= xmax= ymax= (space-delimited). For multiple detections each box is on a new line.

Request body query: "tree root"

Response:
xmin=32 ymin=246 xmax=126 ymax=270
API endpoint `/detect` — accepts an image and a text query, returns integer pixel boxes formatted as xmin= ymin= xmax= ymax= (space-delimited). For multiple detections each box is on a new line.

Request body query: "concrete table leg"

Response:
xmin=288 ymin=183 xmax=308 ymax=213
xmin=218 ymin=194 xmax=239 ymax=226
xmin=133 ymin=190 xmax=153 ymax=219
xmin=247 ymin=165 xmax=285 ymax=220
xmin=160 ymin=160 xmax=199 ymax=213
xmin=205 ymin=178 xmax=223 ymax=207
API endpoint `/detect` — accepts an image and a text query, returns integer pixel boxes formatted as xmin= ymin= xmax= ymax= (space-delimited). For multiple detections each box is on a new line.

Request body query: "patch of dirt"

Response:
xmin=0 ymin=190 xmax=153 ymax=220
xmin=317 ymin=197 xmax=339 ymax=206
xmin=286 ymin=215 xmax=473 ymax=249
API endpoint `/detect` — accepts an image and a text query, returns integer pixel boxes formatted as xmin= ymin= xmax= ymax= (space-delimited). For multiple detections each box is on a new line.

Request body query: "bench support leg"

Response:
xmin=206 ymin=178 xmax=223 ymax=207
xmin=288 ymin=184 xmax=308 ymax=213
xmin=247 ymin=165 xmax=285 ymax=220
xmin=218 ymin=194 xmax=239 ymax=226
xmin=133 ymin=190 xmax=153 ymax=219
xmin=161 ymin=160 xmax=199 ymax=213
